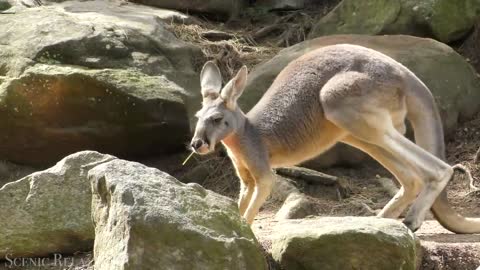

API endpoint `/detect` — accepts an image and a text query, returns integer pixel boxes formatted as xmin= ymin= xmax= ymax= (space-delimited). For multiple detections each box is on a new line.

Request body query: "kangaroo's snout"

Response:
xmin=191 ymin=139 xmax=204 ymax=150
xmin=190 ymin=137 xmax=210 ymax=154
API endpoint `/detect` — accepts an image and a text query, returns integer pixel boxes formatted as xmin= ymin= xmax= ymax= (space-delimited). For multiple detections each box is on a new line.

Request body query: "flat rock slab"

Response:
xmin=271 ymin=217 xmax=417 ymax=270
xmin=89 ymin=159 xmax=267 ymax=270
xmin=417 ymin=220 xmax=480 ymax=270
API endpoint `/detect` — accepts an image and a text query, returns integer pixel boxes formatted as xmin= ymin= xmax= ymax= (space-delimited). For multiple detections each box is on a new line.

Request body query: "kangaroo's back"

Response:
xmin=247 ymin=44 xmax=410 ymax=166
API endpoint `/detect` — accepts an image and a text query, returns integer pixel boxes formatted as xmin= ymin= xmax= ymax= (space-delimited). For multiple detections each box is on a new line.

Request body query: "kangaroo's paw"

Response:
xmin=402 ymin=216 xmax=422 ymax=232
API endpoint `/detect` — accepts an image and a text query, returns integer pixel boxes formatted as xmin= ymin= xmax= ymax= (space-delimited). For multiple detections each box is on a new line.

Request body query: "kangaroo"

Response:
xmin=190 ymin=44 xmax=480 ymax=233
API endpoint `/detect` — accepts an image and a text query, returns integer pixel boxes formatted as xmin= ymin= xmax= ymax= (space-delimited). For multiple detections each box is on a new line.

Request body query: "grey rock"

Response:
xmin=271 ymin=217 xmax=418 ymax=270
xmin=0 ymin=151 xmax=116 ymax=257
xmin=0 ymin=65 xmax=189 ymax=165
xmin=89 ymin=159 xmax=267 ymax=270
xmin=308 ymin=0 xmax=480 ymax=43
xmin=127 ymin=0 xmax=244 ymax=20
xmin=275 ymin=192 xmax=317 ymax=220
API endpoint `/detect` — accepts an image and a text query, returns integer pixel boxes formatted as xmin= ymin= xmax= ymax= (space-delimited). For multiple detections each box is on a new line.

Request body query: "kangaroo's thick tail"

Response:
xmin=406 ymin=75 xmax=480 ymax=234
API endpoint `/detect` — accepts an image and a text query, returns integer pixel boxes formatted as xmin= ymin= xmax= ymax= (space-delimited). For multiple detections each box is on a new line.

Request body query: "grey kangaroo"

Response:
xmin=190 ymin=44 xmax=480 ymax=233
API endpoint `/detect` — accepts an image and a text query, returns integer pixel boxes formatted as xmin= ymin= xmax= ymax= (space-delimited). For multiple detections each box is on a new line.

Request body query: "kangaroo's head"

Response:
xmin=190 ymin=61 xmax=248 ymax=155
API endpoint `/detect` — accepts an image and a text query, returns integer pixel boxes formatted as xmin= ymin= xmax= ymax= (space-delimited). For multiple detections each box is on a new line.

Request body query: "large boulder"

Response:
xmin=0 ymin=65 xmax=189 ymax=165
xmin=309 ymin=0 xmax=480 ymax=43
xmin=126 ymin=0 xmax=243 ymax=20
xmin=89 ymin=159 xmax=267 ymax=270
xmin=275 ymin=192 xmax=317 ymax=220
xmin=254 ymin=0 xmax=306 ymax=10
xmin=271 ymin=217 xmax=418 ymax=270
xmin=0 ymin=4 xmax=203 ymax=164
xmin=242 ymin=35 xmax=480 ymax=167
xmin=0 ymin=4 xmax=201 ymax=88
xmin=0 ymin=151 xmax=115 ymax=257
xmin=0 ymin=0 xmax=11 ymax=10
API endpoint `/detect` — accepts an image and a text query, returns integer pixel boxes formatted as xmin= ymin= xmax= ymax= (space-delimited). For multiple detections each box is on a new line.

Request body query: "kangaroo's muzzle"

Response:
xmin=190 ymin=138 xmax=210 ymax=154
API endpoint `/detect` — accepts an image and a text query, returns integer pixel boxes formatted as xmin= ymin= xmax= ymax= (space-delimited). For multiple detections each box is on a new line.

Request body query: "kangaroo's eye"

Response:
xmin=212 ymin=117 xmax=223 ymax=124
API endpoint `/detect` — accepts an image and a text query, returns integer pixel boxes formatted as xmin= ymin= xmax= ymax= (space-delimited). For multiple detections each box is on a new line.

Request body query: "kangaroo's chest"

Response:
xmin=263 ymin=116 xmax=347 ymax=168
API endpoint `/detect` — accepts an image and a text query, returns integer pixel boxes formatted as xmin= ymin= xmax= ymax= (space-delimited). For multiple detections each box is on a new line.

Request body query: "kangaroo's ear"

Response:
xmin=200 ymin=61 xmax=222 ymax=99
xmin=221 ymin=65 xmax=247 ymax=109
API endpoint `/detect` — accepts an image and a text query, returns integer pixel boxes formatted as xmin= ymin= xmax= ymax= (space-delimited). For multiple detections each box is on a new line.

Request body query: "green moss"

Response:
xmin=0 ymin=0 xmax=11 ymax=11
xmin=309 ymin=0 xmax=480 ymax=42
xmin=309 ymin=0 xmax=401 ymax=37
xmin=429 ymin=0 xmax=480 ymax=42
xmin=272 ymin=218 xmax=417 ymax=270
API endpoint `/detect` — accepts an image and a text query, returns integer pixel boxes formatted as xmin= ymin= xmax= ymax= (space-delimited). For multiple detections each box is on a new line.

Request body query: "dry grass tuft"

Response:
xmin=188 ymin=154 xmax=240 ymax=198
xmin=166 ymin=19 xmax=280 ymax=79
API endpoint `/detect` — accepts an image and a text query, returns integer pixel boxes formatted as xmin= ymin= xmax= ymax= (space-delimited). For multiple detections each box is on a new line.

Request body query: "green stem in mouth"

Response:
xmin=182 ymin=151 xmax=196 ymax=166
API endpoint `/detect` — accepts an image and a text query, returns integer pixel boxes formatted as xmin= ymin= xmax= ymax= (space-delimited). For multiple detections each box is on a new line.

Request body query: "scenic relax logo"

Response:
xmin=4 ymin=253 xmax=90 ymax=268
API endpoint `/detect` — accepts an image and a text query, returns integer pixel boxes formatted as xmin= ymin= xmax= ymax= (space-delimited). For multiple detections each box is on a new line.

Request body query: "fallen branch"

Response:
xmin=201 ymin=30 xmax=235 ymax=41
xmin=275 ymin=166 xmax=338 ymax=186
xmin=452 ymin=164 xmax=480 ymax=193
xmin=252 ymin=24 xmax=285 ymax=40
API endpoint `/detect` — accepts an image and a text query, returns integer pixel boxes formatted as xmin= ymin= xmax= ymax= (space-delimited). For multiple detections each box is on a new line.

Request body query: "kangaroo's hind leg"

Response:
xmin=384 ymin=129 xmax=453 ymax=231
xmin=343 ymin=136 xmax=417 ymax=218
xmin=321 ymin=75 xmax=453 ymax=231
xmin=328 ymin=108 xmax=452 ymax=231
xmin=342 ymin=135 xmax=423 ymax=219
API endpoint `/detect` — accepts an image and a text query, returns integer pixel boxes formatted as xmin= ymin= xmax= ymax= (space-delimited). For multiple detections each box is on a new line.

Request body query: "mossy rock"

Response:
xmin=0 ymin=151 xmax=116 ymax=257
xmin=309 ymin=0 xmax=401 ymax=36
xmin=89 ymin=159 xmax=267 ymax=270
xmin=0 ymin=65 xmax=189 ymax=165
xmin=0 ymin=0 xmax=11 ymax=11
xmin=0 ymin=5 xmax=202 ymax=94
xmin=309 ymin=0 xmax=480 ymax=43
xmin=127 ymin=0 xmax=243 ymax=20
xmin=271 ymin=217 xmax=418 ymax=270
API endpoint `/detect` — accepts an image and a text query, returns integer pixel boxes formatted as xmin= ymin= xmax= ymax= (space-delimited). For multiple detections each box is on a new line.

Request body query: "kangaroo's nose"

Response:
xmin=191 ymin=139 xmax=204 ymax=150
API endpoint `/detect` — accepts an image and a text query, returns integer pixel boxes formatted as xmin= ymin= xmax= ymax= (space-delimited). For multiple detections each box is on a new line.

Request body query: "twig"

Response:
xmin=474 ymin=147 xmax=480 ymax=163
xmin=359 ymin=202 xmax=377 ymax=216
xmin=452 ymin=164 xmax=480 ymax=192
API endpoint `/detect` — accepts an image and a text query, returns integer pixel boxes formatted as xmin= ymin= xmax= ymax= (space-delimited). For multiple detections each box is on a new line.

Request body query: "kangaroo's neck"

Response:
xmin=221 ymin=110 xmax=262 ymax=160
xmin=222 ymin=108 xmax=248 ymax=147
